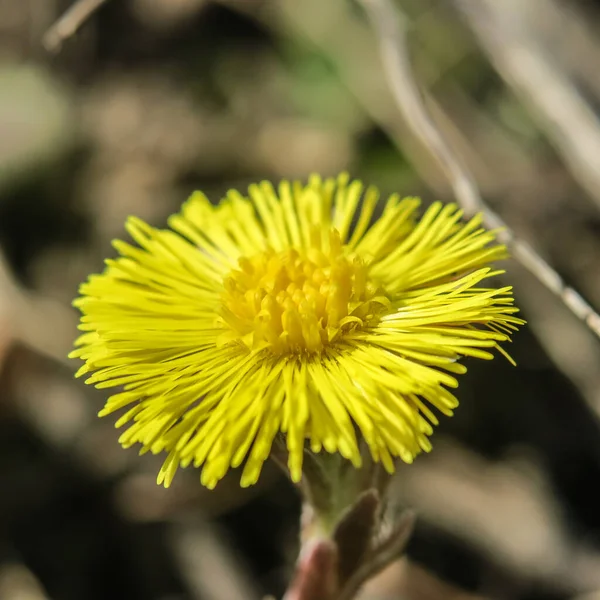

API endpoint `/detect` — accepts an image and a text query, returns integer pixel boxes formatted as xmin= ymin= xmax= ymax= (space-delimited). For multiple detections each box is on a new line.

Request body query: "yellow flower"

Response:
xmin=70 ymin=173 xmax=524 ymax=489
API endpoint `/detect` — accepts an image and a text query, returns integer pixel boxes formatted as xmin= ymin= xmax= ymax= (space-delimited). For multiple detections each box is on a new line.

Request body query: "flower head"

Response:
xmin=71 ymin=174 xmax=523 ymax=489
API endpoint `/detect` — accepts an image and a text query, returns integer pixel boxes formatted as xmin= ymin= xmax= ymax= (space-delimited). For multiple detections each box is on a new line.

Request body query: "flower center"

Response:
xmin=219 ymin=231 xmax=391 ymax=355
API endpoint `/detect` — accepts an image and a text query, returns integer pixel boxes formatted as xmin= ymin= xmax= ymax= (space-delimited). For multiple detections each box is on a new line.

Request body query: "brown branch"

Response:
xmin=358 ymin=0 xmax=600 ymax=341
xmin=43 ymin=0 xmax=110 ymax=52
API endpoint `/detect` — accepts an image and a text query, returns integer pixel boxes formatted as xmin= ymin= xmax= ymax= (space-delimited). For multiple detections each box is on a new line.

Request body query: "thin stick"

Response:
xmin=358 ymin=0 xmax=600 ymax=340
xmin=455 ymin=0 xmax=600 ymax=212
xmin=43 ymin=0 xmax=109 ymax=52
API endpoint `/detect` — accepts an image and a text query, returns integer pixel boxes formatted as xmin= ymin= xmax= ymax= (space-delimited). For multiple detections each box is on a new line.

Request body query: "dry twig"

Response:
xmin=358 ymin=0 xmax=600 ymax=341
xmin=43 ymin=0 xmax=110 ymax=52
xmin=524 ymin=0 xmax=600 ymax=102
xmin=454 ymin=0 xmax=600 ymax=212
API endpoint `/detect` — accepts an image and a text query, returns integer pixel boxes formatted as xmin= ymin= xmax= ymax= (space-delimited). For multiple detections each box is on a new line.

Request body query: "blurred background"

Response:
xmin=2 ymin=0 xmax=600 ymax=599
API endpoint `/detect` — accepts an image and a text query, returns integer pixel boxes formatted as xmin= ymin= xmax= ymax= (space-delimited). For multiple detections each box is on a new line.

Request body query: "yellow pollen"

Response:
xmin=220 ymin=230 xmax=391 ymax=355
